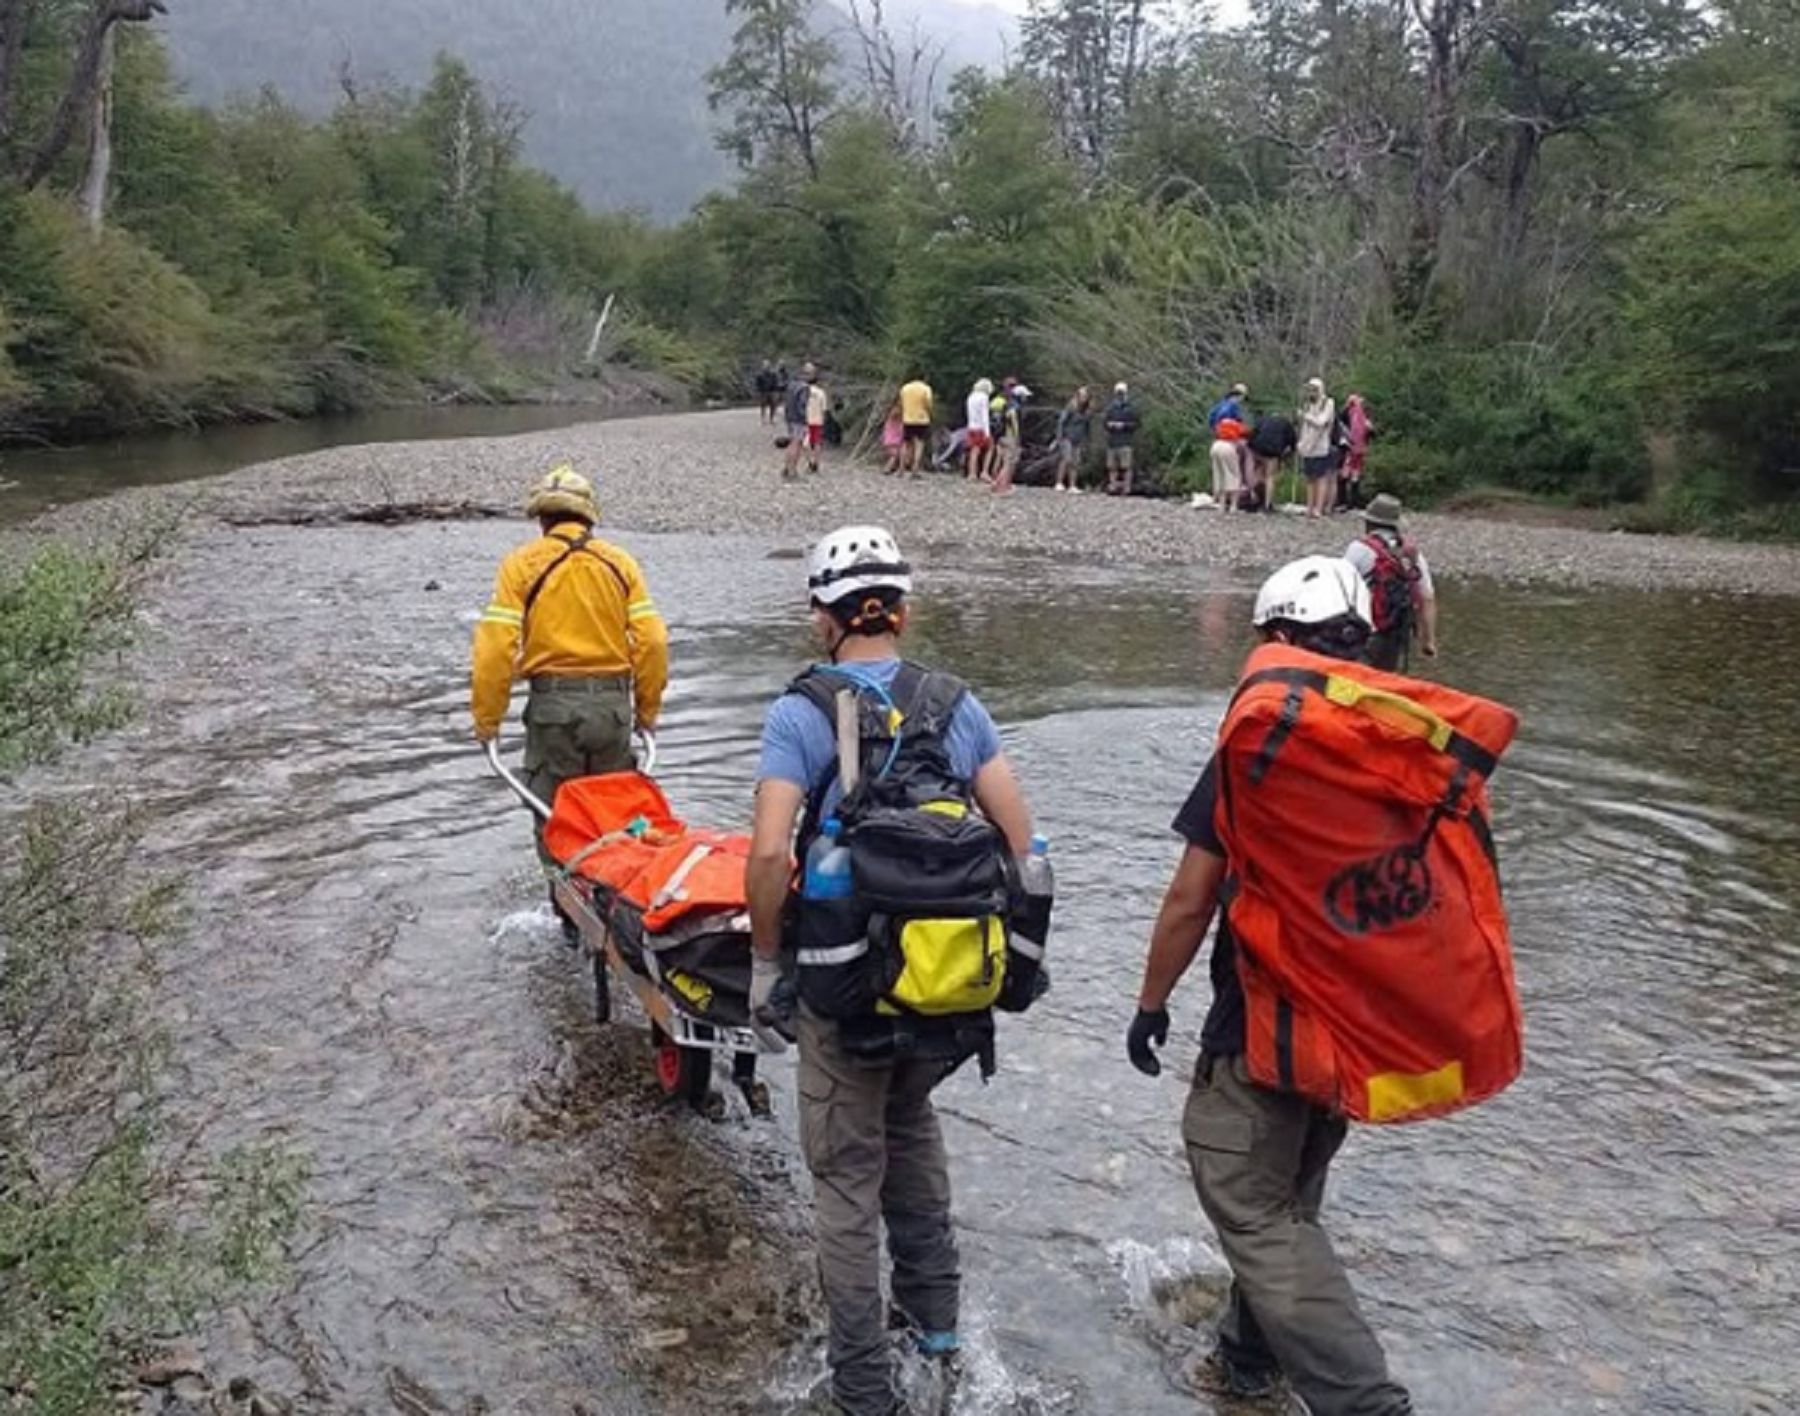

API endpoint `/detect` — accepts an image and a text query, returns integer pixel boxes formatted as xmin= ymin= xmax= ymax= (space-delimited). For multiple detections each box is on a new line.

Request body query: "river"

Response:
xmin=52 ymin=512 xmax=1800 ymax=1414
xmin=0 ymin=403 xmax=646 ymax=527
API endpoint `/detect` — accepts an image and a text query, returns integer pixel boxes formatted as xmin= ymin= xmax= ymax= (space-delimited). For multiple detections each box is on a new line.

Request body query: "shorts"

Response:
xmin=904 ymin=423 xmax=931 ymax=444
xmin=1107 ymin=446 xmax=1133 ymax=470
xmin=806 ymin=423 xmax=825 ymax=449
xmin=1057 ymin=438 xmax=1084 ymax=464
xmin=1301 ymin=455 xmax=1332 ymax=480
xmin=1210 ymin=440 xmax=1243 ymax=492
xmin=967 ymin=430 xmax=992 ymax=451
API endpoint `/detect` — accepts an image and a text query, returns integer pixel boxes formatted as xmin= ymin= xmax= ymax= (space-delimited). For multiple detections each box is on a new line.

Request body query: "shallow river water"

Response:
xmin=65 ymin=517 xmax=1800 ymax=1415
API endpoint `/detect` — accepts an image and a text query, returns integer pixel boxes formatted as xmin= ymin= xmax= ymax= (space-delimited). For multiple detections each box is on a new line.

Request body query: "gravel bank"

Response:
xmin=32 ymin=407 xmax=1800 ymax=596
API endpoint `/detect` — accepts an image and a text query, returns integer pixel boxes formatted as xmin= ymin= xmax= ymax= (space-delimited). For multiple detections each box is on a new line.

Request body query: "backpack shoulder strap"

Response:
xmin=785 ymin=666 xmax=881 ymax=847
xmin=895 ymin=661 xmax=968 ymax=744
xmin=521 ymin=529 xmax=633 ymax=628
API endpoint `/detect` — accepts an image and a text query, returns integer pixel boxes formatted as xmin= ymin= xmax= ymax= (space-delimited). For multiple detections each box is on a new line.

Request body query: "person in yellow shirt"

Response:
xmin=898 ymin=374 xmax=934 ymax=475
xmin=471 ymin=464 xmax=670 ymax=926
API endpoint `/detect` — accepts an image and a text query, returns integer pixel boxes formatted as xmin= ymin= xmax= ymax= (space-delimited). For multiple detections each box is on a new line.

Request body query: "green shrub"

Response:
xmin=608 ymin=309 xmax=735 ymax=399
xmin=1359 ymin=439 xmax=1460 ymax=507
xmin=0 ymin=542 xmax=140 ymax=773
xmin=1 ymin=532 xmax=306 ymax=1415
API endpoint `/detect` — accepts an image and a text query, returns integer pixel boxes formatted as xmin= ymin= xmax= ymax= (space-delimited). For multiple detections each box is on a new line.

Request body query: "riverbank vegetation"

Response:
xmin=1 ymin=530 xmax=305 ymax=1414
xmin=3 ymin=0 xmax=1798 ymax=527
xmin=0 ymin=6 xmax=694 ymax=443
xmin=655 ymin=0 xmax=1799 ymax=528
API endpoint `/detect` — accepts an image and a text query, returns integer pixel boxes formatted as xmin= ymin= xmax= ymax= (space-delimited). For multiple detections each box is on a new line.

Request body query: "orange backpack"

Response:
xmin=1213 ymin=644 xmax=1523 ymax=1123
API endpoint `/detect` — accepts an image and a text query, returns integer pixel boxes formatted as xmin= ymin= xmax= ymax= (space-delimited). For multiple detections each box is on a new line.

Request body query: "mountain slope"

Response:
xmin=162 ymin=0 xmax=1014 ymax=221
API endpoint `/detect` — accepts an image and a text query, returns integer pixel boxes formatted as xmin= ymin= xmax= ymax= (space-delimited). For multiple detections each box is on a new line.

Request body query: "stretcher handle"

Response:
xmin=481 ymin=728 xmax=660 ymax=822
xmin=483 ymin=737 xmax=552 ymax=820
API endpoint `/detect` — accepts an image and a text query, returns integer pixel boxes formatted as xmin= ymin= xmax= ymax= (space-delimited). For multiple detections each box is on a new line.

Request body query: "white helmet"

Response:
xmin=1251 ymin=556 xmax=1371 ymax=630
xmin=807 ymin=525 xmax=912 ymax=606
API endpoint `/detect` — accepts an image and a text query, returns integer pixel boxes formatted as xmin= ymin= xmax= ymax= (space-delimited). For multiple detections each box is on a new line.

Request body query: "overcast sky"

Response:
xmin=938 ymin=0 xmax=1253 ymax=30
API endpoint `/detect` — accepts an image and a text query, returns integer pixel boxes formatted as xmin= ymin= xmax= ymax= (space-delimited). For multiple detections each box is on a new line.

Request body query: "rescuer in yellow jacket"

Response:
xmin=471 ymin=465 xmax=669 ymax=916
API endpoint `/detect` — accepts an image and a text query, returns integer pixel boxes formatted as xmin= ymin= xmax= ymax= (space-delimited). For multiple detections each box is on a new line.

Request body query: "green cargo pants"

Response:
xmin=1182 ymin=1052 xmax=1414 ymax=1416
xmin=797 ymin=1009 xmax=960 ymax=1416
xmin=522 ymin=674 xmax=634 ymax=866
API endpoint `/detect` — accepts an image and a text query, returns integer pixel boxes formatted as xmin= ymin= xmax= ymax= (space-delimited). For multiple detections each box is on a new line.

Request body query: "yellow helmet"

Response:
xmin=524 ymin=463 xmax=597 ymax=523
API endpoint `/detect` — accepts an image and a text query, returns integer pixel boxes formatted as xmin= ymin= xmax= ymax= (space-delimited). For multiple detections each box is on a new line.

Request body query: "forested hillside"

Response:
xmin=4 ymin=0 xmax=1799 ymax=535
xmin=163 ymin=0 xmax=1013 ymax=218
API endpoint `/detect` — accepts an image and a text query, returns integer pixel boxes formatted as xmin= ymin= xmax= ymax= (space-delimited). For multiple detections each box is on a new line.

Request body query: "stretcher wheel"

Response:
xmin=591 ymin=955 xmax=612 ymax=1024
xmin=651 ymin=1025 xmax=712 ymax=1109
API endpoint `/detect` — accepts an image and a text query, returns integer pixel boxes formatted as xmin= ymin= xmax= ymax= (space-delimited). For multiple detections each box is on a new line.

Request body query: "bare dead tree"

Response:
xmin=74 ymin=19 xmax=112 ymax=229
xmin=1397 ymin=0 xmax=1491 ymax=321
xmin=844 ymin=0 xmax=945 ymax=150
xmin=7 ymin=0 xmax=168 ymax=191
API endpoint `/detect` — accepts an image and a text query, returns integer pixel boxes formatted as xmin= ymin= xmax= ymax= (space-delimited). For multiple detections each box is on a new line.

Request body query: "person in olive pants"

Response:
xmin=1126 ymin=557 xmax=1415 ymax=1416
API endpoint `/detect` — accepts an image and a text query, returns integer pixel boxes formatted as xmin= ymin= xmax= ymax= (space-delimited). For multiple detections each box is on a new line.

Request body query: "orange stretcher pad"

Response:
xmin=542 ymin=772 xmax=752 ymax=935
xmin=540 ymin=770 xmax=757 ymax=1030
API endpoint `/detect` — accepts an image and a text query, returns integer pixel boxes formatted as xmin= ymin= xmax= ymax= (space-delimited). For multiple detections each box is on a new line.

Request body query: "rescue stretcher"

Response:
xmin=484 ymin=737 xmax=777 ymax=1116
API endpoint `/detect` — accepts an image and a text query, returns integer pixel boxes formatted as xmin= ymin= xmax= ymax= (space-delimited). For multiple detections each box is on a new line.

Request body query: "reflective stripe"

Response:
xmin=480 ymin=604 xmax=523 ymax=625
xmin=627 ymin=600 xmax=657 ymax=619
xmin=797 ymin=939 xmax=870 ymax=968
xmin=1009 ymin=935 xmax=1045 ymax=962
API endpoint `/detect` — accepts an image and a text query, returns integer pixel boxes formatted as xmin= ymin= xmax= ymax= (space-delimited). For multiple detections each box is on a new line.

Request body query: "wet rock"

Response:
xmin=136 ymin=1350 xmax=207 ymax=1387
xmin=225 ymin=1378 xmax=255 ymax=1403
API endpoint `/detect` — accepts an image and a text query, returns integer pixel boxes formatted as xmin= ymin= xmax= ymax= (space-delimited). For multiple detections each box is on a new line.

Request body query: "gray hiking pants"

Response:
xmin=521 ymin=674 xmax=633 ymax=866
xmin=1183 ymin=1052 xmax=1414 ymax=1416
xmin=797 ymin=1009 xmax=960 ymax=1416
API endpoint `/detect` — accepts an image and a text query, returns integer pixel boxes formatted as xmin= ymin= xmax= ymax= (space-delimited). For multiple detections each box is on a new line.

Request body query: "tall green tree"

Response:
xmin=706 ymin=0 xmax=839 ymax=179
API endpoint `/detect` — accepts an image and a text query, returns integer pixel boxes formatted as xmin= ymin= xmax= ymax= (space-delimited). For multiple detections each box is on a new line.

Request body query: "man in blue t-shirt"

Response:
xmin=747 ymin=525 xmax=1034 ymax=1416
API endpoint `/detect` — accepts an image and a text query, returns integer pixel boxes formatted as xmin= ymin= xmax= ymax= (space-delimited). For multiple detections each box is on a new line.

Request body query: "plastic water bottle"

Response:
xmin=802 ymin=817 xmax=854 ymax=901
xmin=1017 ymin=833 xmax=1055 ymax=944
xmin=999 ymin=833 xmax=1054 ymax=1013
xmin=1015 ymin=833 xmax=1055 ymax=946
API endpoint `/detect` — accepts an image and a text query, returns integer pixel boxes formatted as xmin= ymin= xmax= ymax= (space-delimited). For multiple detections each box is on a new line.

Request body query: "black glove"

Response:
xmin=1127 ymin=1007 xmax=1170 ymax=1077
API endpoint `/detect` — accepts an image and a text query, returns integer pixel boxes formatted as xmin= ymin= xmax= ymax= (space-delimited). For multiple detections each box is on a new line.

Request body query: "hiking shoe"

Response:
xmin=1182 ymin=1348 xmax=1284 ymax=1402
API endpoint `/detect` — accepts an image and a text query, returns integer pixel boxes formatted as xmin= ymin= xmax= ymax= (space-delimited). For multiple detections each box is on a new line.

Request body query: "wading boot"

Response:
xmin=1180 ymin=1348 xmax=1286 ymax=1405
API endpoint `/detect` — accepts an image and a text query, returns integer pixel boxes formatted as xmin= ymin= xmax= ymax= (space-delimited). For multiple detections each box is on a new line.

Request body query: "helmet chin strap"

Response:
xmin=825 ymin=619 xmax=849 ymax=663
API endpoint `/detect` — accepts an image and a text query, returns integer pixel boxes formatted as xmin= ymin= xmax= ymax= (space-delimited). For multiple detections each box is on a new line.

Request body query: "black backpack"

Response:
xmin=785 ymin=663 xmax=1039 ymax=1069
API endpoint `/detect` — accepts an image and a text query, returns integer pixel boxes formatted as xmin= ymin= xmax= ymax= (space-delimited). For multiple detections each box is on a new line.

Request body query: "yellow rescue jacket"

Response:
xmin=470 ymin=520 xmax=669 ymax=738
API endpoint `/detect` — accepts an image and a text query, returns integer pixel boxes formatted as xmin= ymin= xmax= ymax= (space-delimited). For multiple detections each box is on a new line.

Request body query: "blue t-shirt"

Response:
xmin=757 ymin=659 xmax=1002 ymax=819
xmin=1207 ymin=395 xmax=1245 ymax=431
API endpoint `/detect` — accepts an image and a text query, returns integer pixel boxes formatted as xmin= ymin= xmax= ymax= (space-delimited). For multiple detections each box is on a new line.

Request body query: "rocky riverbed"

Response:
xmin=22 ymin=406 xmax=1800 ymax=598
xmin=14 ymin=406 xmax=1800 ymax=1416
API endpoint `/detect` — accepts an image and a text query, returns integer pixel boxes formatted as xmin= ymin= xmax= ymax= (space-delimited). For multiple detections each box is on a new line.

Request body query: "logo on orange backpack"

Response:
xmin=1326 ymin=845 xmax=1433 ymax=936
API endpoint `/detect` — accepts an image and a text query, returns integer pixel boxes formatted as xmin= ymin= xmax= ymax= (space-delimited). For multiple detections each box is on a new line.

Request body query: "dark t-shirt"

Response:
xmin=1170 ymin=755 xmax=1245 ymax=1056
xmin=1247 ymin=414 xmax=1297 ymax=458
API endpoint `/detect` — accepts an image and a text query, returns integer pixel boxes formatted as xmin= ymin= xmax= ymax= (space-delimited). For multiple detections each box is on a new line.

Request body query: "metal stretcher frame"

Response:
xmin=483 ymin=737 xmax=774 ymax=1110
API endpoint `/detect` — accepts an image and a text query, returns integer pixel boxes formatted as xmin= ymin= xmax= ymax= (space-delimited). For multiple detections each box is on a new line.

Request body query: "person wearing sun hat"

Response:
xmin=1344 ymin=492 xmax=1438 ymax=672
